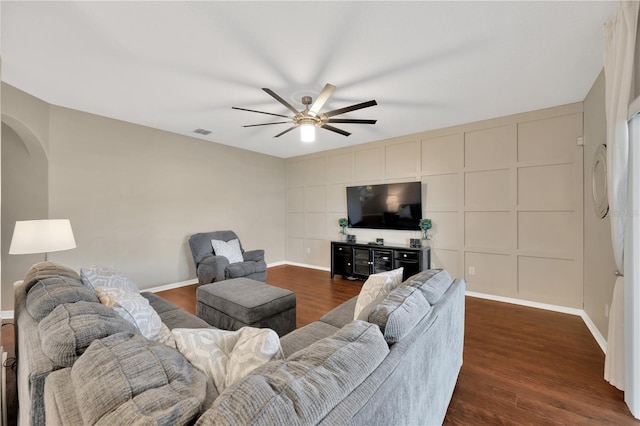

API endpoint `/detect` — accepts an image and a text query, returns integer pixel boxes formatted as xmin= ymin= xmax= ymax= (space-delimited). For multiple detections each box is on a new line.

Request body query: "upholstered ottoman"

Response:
xmin=196 ymin=277 xmax=296 ymax=336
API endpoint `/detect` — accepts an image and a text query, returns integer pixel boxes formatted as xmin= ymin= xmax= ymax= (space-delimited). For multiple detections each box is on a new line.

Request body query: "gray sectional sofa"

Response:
xmin=15 ymin=262 xmax=465 ymax=425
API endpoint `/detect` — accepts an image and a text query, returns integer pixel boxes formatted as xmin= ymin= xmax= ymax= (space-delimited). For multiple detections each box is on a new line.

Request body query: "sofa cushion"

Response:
xmin=26 ymin=277 xmax=99 ymax=322
xmin=22 ymin=261 xmax=81 ymax=294
xmin=66 ymin=332 xmax=213 ymax=425
xmin=80 ymin=264 xmax=140 ymax=293
xmin=405 ymin=269 xmax=453 ymax=305
xmin=280 ymin=321 xmax=340 ymax=357
xmin=96 ymin=287 xmax=174 ymax=346
xmin=172 ymin=327 xmax=283 ymax=395
xmin=198 ymin=320 xmax=388 ymax=426
xmin=38 ymin=301 xmax=138 ymax=367
xmin=319 ymin=297 xmax=357 ymax=328
xmin=142 ymin=292 xmax=212 ymax=329
xmin=368 ymin=284 xmax=431 ymax=344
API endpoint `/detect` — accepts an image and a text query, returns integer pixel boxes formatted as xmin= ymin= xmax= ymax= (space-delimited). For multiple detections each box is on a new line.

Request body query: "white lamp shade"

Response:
xmin=9 ymin=219 xmax=76 ymax=255
xmin=300 ymin=124 xmax=315 ymax=142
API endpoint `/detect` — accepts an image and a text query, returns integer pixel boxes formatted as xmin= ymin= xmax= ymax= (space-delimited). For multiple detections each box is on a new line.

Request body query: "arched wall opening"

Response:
xmin=1 ymin=116 xmax=49 ymax=311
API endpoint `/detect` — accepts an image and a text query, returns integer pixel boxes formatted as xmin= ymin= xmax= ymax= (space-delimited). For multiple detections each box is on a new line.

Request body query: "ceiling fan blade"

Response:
xmin=326 ymin=118 xmax=377 ymax=124
xmin=242 ymin=121 xmax=291 ymax=128
xmin=309 ymin=83 xmax=336 ymax=116
xmin=274 ymin=126 xmax=298 ymax=138
xmin=321 ymin=124 xmax=351 ymax=137
xmin=323 ymin=100 xmax=378 ymax=118
xmin=232 ymin=106 xmax=292 ymax=119
xmin=263 ymin=88 xmax=300 ymax=115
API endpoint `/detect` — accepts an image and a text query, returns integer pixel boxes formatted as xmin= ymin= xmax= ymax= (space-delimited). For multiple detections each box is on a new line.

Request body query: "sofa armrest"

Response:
xmin=242 ymin=249 xmax=265 ymax=263
xmin=197 ymin=255 xmax=229 ymax=284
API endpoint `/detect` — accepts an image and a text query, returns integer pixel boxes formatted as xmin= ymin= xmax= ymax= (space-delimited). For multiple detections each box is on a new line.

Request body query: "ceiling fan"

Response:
xmin=232 ymin=84 xmax=377 ymax=142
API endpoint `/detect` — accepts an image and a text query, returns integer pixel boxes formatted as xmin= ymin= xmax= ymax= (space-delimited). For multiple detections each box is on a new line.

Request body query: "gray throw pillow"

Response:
xmin=198 ymin=320 xmax=389 ymax=426
xmin=26 ymin=277 xmax=99 ymax=321
xmin=405 ymin=269 xmax=453 ymax=305
xmin=69 ymin=332 xmax=213 ymax=425
xmin=22 ymin=261 xmax=81 ymax=294
xmin=368 ymin=284 xmax=431 ymax=344
xmin=38 ymin=301 xmax=138 ymax=367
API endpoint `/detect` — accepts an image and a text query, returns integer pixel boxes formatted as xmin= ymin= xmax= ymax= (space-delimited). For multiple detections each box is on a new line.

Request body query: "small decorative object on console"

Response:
xmin=409 ymin=238 xmax=422 ymax=248
xmin=376 ymin=238 xmax=384 ymax=245
xmin=419 ymin=218 xmax=432 ymax=240
xmin=338 ymin=218 xmax=349 ymax=241
xmin=347 ymin=235 xmax=357 ymax=243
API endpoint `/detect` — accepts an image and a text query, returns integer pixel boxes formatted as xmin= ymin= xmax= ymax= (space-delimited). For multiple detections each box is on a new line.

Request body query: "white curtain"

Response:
xmin=603 ymin=0 xmax=639 ymax=391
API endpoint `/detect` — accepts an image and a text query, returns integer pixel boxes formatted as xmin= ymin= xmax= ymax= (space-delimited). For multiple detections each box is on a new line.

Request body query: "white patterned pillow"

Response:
xmin=81 ymin=265 xmax=139 ymax=293
xmin=375 ymin=267 xmax=404 ymax=288
xmin=353 ymin=268 xmax=403 ymax=321
xmin=96 ymin=286 xmax=174 ymax=347
xmin=172 ymin=327 xmax=283 ymax=394
xmin=211 ymin=238 xmax=244 ymax=264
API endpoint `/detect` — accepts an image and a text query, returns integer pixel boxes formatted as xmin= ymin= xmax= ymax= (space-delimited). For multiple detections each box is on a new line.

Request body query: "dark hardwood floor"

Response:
xmin=4 ymin=264 xmax=639 ymax=424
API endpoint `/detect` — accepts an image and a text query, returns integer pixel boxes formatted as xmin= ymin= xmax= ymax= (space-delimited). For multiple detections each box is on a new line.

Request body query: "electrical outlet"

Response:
xmin=468 ymin=266 xmax=476 ymax=276
xmin=306 ymin=247 xmax=311 ymax=254
xmin=605 ymin=303 xmax=609 ymax=318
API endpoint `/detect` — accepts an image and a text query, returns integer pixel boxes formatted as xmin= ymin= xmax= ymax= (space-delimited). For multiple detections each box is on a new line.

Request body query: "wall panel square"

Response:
xmin=304 ymin=238 xmax=330 ymax=266
xmin=305 ymin=212 xmax=326 ymax=239
xmin=305 ymin=186 xmax=326 ymax=212
xmin=465 ymin=211 xmax=512 ymax=250
xmin=386 ymin=141 xmax=418 ymax=178
xmin=287 ymin=213 xmax=304 ymax=237
xmin=287 ymin=161 xmax=305 ymax=187
xmin=518 ymin=113 xmax=582 ymax=163
xmin=428 ymin=212 xmax=458 ymax=247
xmin=305 ymin=157 xmax=327 ymax=186
xmin=354 ymin=148 xmax=383 ymax=181
xmin=422 ymin=173 xmax=459 ymax=211
xmin=465 ymin=169 xmax=510 ymax=209
xmin=327 ymin=152 xmax=353 ymax=184
xmin=518 ymin=164 xmax=574 ymax=210
xmin=518 ymin=211 xmax=575 ymax=255
xmin=431 ymin=248 xmax=459 ymax=275
xmin=464 ymin=125 xmax=515 ymax=169
xmin=465 ymin=252 xmax=515 ymax=296
xmin=518 ymin=256 xmax=580 ymax=308
xmin=287 ymin=187 xmax=304 ymax=212
xmin=421 ymin=134 xmax=462 ymax=172
xmin=286 ymin=237 xmax=304 ymax=263
xmin=326 ymin=184 xmax=346 ymax=213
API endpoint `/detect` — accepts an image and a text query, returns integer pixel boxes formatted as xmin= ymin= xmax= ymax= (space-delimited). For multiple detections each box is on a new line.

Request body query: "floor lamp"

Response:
xmin=9 ymin=219 xmax=77 ymax=261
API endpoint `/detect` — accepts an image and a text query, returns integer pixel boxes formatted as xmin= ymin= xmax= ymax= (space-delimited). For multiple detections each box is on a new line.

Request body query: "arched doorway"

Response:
xmin=1 ymin=117 xmax=48 ymax=311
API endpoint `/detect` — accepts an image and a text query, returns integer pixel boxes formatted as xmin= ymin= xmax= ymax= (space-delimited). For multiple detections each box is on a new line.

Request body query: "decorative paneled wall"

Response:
xmin=286 ymin=103 xmax=584 ymax=308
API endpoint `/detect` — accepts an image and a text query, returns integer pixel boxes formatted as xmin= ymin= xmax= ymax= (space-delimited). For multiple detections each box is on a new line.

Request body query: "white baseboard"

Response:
xmin=145 ymin=278 xmax=199 ymax=293
xmin=466 ymin=291 xmax=606 ymax=354
xmin=0 ymin=311 xmax=13 ymax=320
xmin=281 ymin=261 xmax=331 ymax=272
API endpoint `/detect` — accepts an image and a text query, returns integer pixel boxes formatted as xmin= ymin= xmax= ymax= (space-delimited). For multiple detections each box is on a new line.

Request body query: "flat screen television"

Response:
xmin=346 ymin=181 xmax=422 ymax=231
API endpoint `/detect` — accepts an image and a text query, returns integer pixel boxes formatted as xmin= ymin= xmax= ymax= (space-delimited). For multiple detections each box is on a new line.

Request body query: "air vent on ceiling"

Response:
xmin=193 ymin=128 xmax=212 ymax=135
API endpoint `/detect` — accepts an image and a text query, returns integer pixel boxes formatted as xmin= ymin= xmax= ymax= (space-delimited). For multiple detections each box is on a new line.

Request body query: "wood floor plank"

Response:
xmin=5 ymin=265 xmax=638 ymax=425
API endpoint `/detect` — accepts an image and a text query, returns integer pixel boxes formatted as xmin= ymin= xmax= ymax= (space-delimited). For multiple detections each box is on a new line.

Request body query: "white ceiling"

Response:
xmin=1 ymin=1 xmax=616 ymax=158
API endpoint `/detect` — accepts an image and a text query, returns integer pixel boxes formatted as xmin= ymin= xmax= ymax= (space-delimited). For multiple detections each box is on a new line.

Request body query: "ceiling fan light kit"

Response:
xmin=232 ymin=83 xmax=377 ymax=142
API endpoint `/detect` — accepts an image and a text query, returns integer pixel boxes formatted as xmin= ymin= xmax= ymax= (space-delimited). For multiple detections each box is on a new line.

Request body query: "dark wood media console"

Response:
xmin=331 ymin=241 xmax=431 ymax=281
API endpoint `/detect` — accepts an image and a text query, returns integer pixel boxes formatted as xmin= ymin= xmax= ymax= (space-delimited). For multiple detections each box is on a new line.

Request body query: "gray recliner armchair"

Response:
xmin=188 ymin=230 xmax=267 ymax=284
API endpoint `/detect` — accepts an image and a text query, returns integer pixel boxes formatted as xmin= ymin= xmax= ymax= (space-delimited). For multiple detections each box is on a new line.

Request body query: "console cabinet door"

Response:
xmin=353 ymin=248 xmax=372 ymax=276
xmin=332 ymin=244 xmax=353 ymax=277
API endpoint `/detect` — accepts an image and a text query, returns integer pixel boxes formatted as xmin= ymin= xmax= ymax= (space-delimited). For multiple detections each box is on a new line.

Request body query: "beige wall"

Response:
xmin=583 ymin=70 xmax=618 ymax=338
xmin=0 ymin=84 xmax=286 ymax=311
xmin=286 ymin=103 xmax=585 ymax=309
